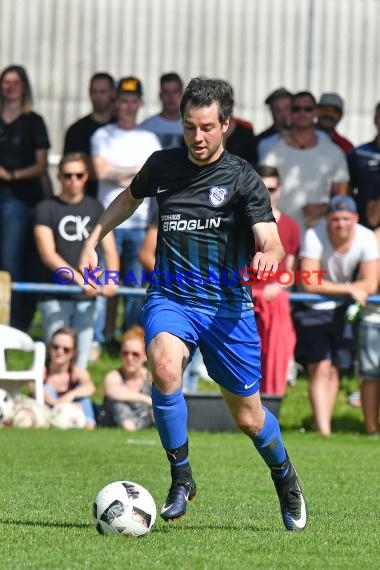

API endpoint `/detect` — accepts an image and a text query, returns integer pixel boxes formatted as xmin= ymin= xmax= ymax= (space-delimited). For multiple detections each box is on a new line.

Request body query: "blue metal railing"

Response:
xmin=11 ymin=282 xmax=380 ymax=304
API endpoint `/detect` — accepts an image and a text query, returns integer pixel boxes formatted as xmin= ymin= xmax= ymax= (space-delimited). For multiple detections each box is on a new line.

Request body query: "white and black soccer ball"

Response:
xmin=93 ymin=481 xmax=156 ymax=537
xmin=0 ymin=389 xmax=14 ymax=426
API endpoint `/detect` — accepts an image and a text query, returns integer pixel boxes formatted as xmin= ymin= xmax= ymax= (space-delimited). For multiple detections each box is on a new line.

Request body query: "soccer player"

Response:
xmin=79 ymin=77 xmax=308 ymax=532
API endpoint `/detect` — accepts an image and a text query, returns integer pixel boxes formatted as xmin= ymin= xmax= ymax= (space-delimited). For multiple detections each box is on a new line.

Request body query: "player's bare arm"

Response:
xmin=252 ymin=221 xmax=285 ymax=279
xmin=78 ymin=186 xmax=143 ymax=285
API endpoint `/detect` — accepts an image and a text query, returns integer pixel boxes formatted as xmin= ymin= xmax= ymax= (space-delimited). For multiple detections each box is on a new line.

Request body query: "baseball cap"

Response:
xmin=327 ymin=195 xmax=357 ymax=213
xmin=117 ymin=76 xmax=143 ymax=97
xmin=318 ymin=93 xmax=344 ymax=112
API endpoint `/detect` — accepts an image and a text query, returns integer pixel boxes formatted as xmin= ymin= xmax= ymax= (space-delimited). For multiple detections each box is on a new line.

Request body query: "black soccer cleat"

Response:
xmin=272 ymin=463 xmax=307 ymax=531
xmin=160 ymin=479 xmax=196 ymax=521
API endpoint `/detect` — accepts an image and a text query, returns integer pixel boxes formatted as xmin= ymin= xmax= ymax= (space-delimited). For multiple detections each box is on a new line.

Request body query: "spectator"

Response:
xmin=256 ymin=87 xmax=292 ymax=160
xmin=63 ymin=72 xmax=116 ymax=357
xmin=140 ymin=72 xmax=184 ymax=149
xmin=253 ymin=165 xmax=301 ymax=396
xmin=348 ymin=102 xmax=380 ymax=229
xmin=224 ymin=107 xmax=257 ymax=165
xmin=359 ymin=227 xmax=380 ymax=435
xmin=316 ymin=93 xmax=354 ymax=155
xmin=262 ymin=91 xmax=349 ymax=230
xmin=63 ymin=72 xmax=116 ymax=198
xmin=0 ymin=64 xmax=51 ymax=330
xmin=296 ymin=195 xmax=378 ymax=435
xmin=91 ymin=76 xmax=161 ymax=334
xmin=100 ymin=325 xmax=153 ymax=430
xmin=31 ymin=326 xmax=96 ymax=429
xmin=34 ymin=152 xmax=119 ymax=369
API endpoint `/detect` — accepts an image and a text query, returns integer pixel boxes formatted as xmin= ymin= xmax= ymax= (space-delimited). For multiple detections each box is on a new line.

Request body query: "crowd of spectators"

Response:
xmin=1 ymin=64 xmax=379 ymax=434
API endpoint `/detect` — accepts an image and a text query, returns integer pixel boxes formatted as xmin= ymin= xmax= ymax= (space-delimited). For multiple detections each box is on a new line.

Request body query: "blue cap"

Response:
xmin=327 ymin=195 xmax=357 ymax=214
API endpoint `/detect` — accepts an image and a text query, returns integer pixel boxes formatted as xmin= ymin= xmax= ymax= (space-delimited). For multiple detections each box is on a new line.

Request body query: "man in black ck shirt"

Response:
xmin=79 ymin=77 xmax=308 ymax=532
xmin=35 ymin=152 xmax=118 ymax=369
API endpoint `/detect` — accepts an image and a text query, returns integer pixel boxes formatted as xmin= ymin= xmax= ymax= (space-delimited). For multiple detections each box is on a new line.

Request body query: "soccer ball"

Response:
xmin=50 ymin=402 xmax=86 ymax=429
xmin=0 ymin=389 xmax=14 ymax=426
xmin=93 ymin=481 xmax=156 ymax=537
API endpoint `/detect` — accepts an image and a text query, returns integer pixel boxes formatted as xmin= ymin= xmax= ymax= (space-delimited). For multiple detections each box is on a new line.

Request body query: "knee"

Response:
xmin=150 ymin=356 xmax=181 ymax=393
xmin=235 ymin=410 xmax=264 ymax=437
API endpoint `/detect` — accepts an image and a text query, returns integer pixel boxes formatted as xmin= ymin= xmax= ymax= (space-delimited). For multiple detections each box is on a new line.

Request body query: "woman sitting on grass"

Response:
xmin=30 ymin=327 xmax=96 ymax=429
xmin=101 ymin=325 xmax=153 ymax=430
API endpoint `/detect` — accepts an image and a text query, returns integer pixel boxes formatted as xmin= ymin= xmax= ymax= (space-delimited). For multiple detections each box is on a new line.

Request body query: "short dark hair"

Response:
xmin=59 ymin=152 xmax=91 ymax=174
xmin=180 ymin=77 xmax=234 ymax=123
xmin=292 ymin=91 xmax=316 ymax=105
xmin=160 ymin=72 xmax=183 ymax=89
xmin=265 ymin=87 xmax=292 ymax=106
xmin=256 ymin=164 xmax=280 ymax=179
xmin=90 ymin=72 xmax=115 ymax=88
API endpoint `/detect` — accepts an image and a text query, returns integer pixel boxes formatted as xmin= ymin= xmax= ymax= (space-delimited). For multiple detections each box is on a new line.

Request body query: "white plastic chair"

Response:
xmin=0 ymin=324 xmax=45 ymax=405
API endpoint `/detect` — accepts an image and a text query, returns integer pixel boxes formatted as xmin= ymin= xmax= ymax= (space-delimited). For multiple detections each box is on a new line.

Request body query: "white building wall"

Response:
xmin=0 ymin=0 xmax=379 ymax=156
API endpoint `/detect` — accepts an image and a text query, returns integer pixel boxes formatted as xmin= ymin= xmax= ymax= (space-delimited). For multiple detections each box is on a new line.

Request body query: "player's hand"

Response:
xmin=251 ymin=252 xmax=279 ymax=280
xmin=78 ymin=242 xmax=99 ymax=289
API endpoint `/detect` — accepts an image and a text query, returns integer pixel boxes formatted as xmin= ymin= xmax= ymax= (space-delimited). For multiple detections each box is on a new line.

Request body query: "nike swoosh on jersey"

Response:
xmin=244 ymin=382 xmax=256 ymax=390
xmin=157 ymin=186 xmax=169 ymax=193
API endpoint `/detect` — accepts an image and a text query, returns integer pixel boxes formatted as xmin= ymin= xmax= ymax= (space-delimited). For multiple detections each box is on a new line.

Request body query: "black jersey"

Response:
xmin=131 ymin=148 xmax=274 ymax=317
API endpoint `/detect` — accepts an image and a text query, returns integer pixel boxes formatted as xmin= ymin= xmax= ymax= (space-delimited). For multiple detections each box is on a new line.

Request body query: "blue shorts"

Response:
xmin=141 ymin=296 xmax=261 ymax=396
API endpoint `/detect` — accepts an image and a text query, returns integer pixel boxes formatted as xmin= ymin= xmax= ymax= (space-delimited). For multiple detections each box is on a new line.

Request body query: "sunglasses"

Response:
xmin=292 ymin=105 xmax=315 ymax=113
xmin=318 ymin=106 xmax=341 ymax=119
xmin=122 ymin=350 xmax=143 ymax=358
xmin=51 ymin=343 xmax=72 ymax=354
xmin=62 ymin=172 xmax=85 ymax=180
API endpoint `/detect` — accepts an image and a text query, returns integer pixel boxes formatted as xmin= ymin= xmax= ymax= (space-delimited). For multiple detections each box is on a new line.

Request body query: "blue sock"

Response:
xmin=152 ymin=385 xmax=188 ymax=465
xmin=251 ymin=407 xmax=289 ymax=479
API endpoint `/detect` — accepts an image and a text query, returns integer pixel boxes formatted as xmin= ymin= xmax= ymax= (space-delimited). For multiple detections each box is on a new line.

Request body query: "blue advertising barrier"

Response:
xmin=11 ymin=282 xmax=380 ymax=304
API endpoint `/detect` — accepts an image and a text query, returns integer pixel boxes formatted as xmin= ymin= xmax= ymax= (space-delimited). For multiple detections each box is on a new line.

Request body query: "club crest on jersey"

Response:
xmin=209 ymin=186 xmax=227 ymax=207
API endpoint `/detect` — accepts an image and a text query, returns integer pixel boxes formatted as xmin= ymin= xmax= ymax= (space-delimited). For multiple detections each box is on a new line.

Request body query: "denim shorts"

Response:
xmin=358 ymin=320 xmax=380 ymax=379
xmin=141 ymin=295 xmax=261 ymax=396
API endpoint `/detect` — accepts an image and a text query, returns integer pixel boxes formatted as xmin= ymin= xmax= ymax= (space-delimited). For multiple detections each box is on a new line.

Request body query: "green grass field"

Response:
xmin=2 ymin=342 xmax=378 ymax=569
xmin=1 ymin=417 xmax=379 ymax=569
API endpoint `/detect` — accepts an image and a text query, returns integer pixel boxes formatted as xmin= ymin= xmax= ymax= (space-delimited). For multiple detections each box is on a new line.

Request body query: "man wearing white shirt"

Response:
xmin=262 ymin=91 xmax=349 ymax=231
xmin=91 ymin=77 xmax=161 ymax=332
xmin=140 ymin=72 xmax=184 ymax=149
xmin=297 ymin=195 xmax=378 ymax=435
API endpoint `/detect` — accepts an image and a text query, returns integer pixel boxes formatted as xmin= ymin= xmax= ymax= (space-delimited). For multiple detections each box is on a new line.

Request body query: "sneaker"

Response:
xmin=160 ymin=479 xmax=196 ymax=521
xmin=272 ymin=463 xmax=307 ymax=531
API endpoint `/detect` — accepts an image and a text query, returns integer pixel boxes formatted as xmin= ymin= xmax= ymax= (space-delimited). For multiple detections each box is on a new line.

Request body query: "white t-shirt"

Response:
xmin=262 ymin=137 xmax=349 ymax=229
xmin=139 ymin=115 xmax=183 ymax=149
xmin=91 ymin=125 xmax=161 ymax=229
xmin=300 ymin=222 xmax=379 ymax=309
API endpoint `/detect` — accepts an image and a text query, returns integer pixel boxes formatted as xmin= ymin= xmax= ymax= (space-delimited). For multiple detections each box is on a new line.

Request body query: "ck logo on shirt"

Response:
xmin=58 ymin=215 xmax=91 ymax=241
xmin=209 ymin=186 xmax=227 ymax=207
